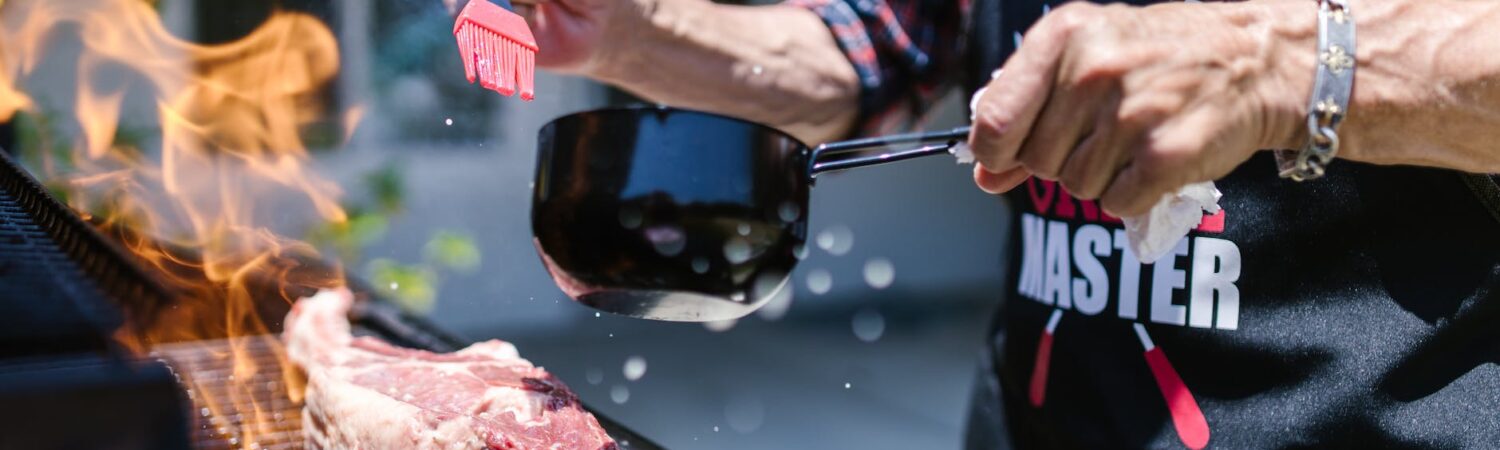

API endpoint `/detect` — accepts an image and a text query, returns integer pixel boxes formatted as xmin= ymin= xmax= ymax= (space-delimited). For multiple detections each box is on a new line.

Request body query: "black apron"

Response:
xmin=962 ymin=1 xmax=1500 ymax=448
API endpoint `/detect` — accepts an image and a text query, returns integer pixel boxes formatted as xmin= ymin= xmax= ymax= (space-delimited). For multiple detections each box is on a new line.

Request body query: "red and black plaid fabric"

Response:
xmin=787 ymin=0 xmax=971 ymax=134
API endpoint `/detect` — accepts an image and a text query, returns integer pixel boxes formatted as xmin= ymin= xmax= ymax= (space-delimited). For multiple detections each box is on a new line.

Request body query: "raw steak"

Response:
xmin=284 ymin=289 xmax=616 ymax=450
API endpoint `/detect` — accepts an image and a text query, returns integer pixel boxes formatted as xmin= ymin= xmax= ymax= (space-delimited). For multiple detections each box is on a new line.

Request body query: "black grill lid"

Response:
xmin=0 ymin=355 xmax=190 ymax=450
xmin=0 ymin=149 xmax=170 ymax=358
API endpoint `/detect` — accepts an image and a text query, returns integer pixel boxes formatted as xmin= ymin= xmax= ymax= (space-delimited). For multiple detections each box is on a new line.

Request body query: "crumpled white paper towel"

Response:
xmin=1122 ymin=182 xmax=1221 ymax=263
xmin=951 ymin=142 xmax=976 ymax=164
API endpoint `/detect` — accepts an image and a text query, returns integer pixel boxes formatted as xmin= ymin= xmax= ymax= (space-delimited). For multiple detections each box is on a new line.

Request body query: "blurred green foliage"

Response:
xmin=14 ymin=108 xmax=151 ymax=211
xmin=307 ymin=205 xmax=390 ymax=263
xmin=308 ymin=160 xmax=483 ymax=314
xmin=367 ymin=258 xmax=438 ymax=314
xmin=13 ymin=110 xmax=83 ymax=207
xmin=424 ymin=230 xmax=481 ymax=274
xmin=365 ymin=163 xmax=405 ymax=214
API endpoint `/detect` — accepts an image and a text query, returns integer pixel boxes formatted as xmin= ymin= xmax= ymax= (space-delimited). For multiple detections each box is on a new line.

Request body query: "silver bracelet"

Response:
xmin=1277 ymin=0 xmax=1356 ymax=182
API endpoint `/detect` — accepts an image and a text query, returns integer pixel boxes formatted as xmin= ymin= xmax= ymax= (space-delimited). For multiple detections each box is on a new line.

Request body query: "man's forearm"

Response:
xmin=588 ymin=0 xmax=860 ymax=144
xmin=1349 ymin=0 xmax=1500 ymax=172
xmin=1290 ymin=0 xmax=1500 ymax=172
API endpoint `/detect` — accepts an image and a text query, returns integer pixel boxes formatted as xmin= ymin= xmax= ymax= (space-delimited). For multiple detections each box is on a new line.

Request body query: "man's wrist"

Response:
xmin=1257 ymin=0 xmax=1477 ymax=166
xmin=1236 ymin=0 xmax=1320 ymax=152
xmin=588 ymin=0 xmax=699 ymax=87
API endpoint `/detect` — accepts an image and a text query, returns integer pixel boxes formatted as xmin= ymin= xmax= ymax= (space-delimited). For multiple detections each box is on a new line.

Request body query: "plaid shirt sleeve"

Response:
xmin=786 ymin=0 xmax=971 ymax=134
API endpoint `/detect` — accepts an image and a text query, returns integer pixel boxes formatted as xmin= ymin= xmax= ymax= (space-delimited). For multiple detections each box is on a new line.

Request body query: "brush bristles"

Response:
xmin=457 ymin=24 xmax=477 ymax=82
xmin=453 ymin=21 xmax=536 ymax=100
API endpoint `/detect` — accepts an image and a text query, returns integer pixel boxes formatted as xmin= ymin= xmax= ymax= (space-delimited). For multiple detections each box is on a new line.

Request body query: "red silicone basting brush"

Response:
xmin=453 ymin=0 xmax=538 ymax=100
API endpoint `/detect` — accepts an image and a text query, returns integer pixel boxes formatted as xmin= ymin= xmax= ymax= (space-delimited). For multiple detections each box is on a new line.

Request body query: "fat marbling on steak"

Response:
xmin=285 ymin=289 xmax=616 ymax=450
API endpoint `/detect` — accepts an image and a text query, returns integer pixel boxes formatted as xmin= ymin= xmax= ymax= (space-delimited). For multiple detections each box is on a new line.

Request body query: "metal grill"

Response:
xmin=0 ymin=150 xmax=168 ymax=358
xmin=155 ymin=336 xmax=305 ymax=450
xmin=0 ymin=150 xmax=660 ymax=450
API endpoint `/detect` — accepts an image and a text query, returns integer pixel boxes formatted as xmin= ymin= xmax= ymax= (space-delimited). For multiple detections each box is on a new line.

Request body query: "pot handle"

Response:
xmin=808 ymin=126 xmax=971 ymax=180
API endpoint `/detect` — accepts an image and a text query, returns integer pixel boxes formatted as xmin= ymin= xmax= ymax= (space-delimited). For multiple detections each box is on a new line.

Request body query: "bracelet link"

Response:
xmin=1277 ymin=0 xmax=1356 ymax=182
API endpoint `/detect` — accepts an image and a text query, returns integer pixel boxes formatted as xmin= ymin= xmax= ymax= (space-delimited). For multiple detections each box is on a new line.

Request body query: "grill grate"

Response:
xmin=154 ymin=336 xmax=305 ymax=450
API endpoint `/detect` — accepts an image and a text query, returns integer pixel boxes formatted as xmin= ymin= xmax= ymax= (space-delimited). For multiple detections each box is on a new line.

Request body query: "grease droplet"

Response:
xmin=778 ymin=201 xmax=801 ymax=223
xmin=863 ymin=258 xmax=895 ymax=289
xmin=623 ymin=356 xmax=648 ymax=381
xmin=723 ymin=237 xmax=753 ymax=264
xmin=815 ymin=225 xmax=855 ymax=256
xmin=806 ymin=269 xmax=832 ymax=295
xmin=852 ymin=307 xmax=886 ymax=343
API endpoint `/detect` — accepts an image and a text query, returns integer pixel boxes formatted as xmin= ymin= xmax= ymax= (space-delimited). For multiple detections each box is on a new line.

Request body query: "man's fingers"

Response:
xmin=513 ymin=3 xmax=537 ymax=23
xmin=1098 ymin=162 xmax=1159 ymax=217
xmin=967 ymin=13 xmax=1076 ymax=173
xmin=969 ymin=60 xmax=1057 ymax=171
xmin=1099 ymin=106 xmax=1220 ymax=216
xmin=1056 ymin=131 xmax=1115 ymax=200
xmin=1060 ymin=90 xmax=1150 ymax=200
xmin=1014 ymin=76 xmax=1108 ymax=181
xmin=513 ymin=0 xmax=570 ymax=24
xmin=974 ymin=164 xmax=1032 ymax=194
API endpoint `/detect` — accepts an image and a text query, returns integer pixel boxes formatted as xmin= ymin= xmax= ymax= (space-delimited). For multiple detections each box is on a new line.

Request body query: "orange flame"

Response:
xmin=3 ymin=0 xmax=354 ymax=447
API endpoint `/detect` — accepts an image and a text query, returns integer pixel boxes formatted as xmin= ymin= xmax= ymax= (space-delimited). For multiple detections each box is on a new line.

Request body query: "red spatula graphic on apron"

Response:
xmin=1029 ymin=309 xmax=1063 ymax=407
xmin=1134 ymin=323 xmax=1210 ymax=449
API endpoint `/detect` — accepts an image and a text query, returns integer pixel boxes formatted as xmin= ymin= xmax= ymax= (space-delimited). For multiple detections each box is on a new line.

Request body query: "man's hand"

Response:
xmin=968 ymin=1 xmax=1316 ymax=217
xmin=511 ymin=0 xmax=653 ymax=76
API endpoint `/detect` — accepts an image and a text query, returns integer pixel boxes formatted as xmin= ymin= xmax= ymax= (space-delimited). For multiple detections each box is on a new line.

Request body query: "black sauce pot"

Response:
xmin=532 ymin=107 xmax=967 ymax=322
